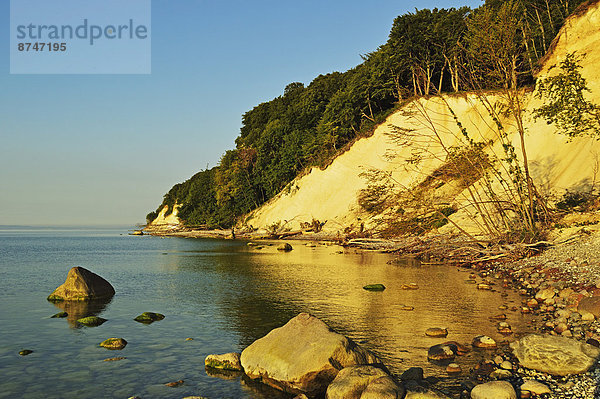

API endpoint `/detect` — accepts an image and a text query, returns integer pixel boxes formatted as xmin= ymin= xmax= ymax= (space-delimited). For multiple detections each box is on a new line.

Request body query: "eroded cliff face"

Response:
xmin=246 ymin=0 xmax=600 ymax=237
xmin=146 ymin=204 xmax=181 ymax=232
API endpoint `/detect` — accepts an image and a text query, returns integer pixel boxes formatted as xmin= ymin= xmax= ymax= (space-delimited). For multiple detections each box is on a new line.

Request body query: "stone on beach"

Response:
xmin=470 ymin=381 xmax=516 ymax=399
xmin=240 ymin=313 xmax=382 ymax=396
xmin=520 ymin=380 xmax=551 ymax=395
xmin=577 ymin=296 xmax=600 ymax=317
xmin=510 ymin=334 xmax=600 ymax=375
xmin=204 ymin=352 xmax=243 ymax=371
xmin=47 ymin=266 xmax=115 ymax=301
xmin=472 ymin=336 xmax=496 ymax=349
xmin=325 ymin=365 xmax=402 ymax=399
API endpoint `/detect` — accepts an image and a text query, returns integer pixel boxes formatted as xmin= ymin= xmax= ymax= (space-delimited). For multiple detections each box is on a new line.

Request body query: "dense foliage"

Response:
xmin=149 ymin=0 xmax=587 ymax=228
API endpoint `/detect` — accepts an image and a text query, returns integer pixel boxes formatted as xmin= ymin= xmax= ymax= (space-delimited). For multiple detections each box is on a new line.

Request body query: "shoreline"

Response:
xmin=143 ymin=224 xmax=600 ymax=397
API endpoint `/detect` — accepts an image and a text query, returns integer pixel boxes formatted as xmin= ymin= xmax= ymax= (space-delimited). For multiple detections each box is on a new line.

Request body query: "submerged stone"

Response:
xmin=133 ymin=312 xmax=165 ymax=324
xmin=277 ymin=243 xmax=293 ymax=251
xmin=19 ymin=349 xmax=33 ymax=356
xmin=51 ymin=311 xmax=68 ymax=318
xmin=363 ymin=284 xmax=386 ymax=291
xmin=100 ymin=338 xmax=127 ymax=350
xmin=77 ymin=316 xmax=107 ymax=327
xmin=204 ymin=352 xmax=243 ymax=371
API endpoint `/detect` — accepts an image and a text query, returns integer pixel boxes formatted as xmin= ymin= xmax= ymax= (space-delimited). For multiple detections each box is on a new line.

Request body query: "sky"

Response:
xmin=0 ymin=0 xmax=483 ymax=227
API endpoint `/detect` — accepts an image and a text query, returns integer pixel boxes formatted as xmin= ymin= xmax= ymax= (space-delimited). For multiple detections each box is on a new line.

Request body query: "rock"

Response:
xmin=293 ymin=395 xmax=309 ymax=399
xmin=536 ymin=288 xmax=555 ymax=301
xmin=520 ymin=380 xmax=551 ymax=395
xmin=363 ymin=284 xmax=386 ymax=291
xmin=401 ymin=283 xmax=419 ymax=290
xmin=510 ymin=334 xmax=600 ymax=375
xmin=441 ymin=341 xmax=470 ymax=355
xmin=325 ymin=366 xmax=401 ymax=399
xmin=581 ymin=311 xmax=595 ymax=321
xmin=526 ymin=299 xmax=538 ymax=308
xmin=164 ymin=379 xmax=184 ymax=387
xmin=404 ymin=387 xmax=450 ymax=398
xmin=477 ymin=283 xmax=492 ymax=290
xmin=133 ymin=312 xmax=165 ymax=324
xmin=446 ymin=363 xmax=461 ymax=374
xmin=499 ymin=360 xmax=513 ymax=370
xmin=425 ymin=328 xmax=448 ymax=338
xmin=47 ymin=266 xmax=115 ymax=301
xmin=76 ymin=316 xmax=107 ymax=327
xmin=472 ymin=336 xmax=496 ymax=349
xmin=554 ymin=322 xmax=569 ymax=334
xmin=400 ymin=367 xmax=423 ymax=381
xmin=361 ymin=376 xmax=405 ymax=399
xmin=400 ymin=305 xmax=414 ymax=311
xmin=204 ymin=352 xmax=243 ymax=371
xmin=489 ymin=369 xmax=512 ymax=379
xmin=277 ymin=243 xmax=293 ymax=251
xmin=427 ymin=344 xmax=456 ymax=361
xmin=578 ymin=296 xmax=600 ymax=317
xmin=50 ymin=312 xmax=68 ymax=318
xmin=470 ymin=381 xmax=516 ymax=399
xmin=99 ymin=338 xmax=127 ymax=350
xmin=240 ymin=313 xmax=381 ymax=396
xmin=19 ymin=349 xmax=33 ymax=356
xmin=103 ymin=356 xmax=126 ymax=361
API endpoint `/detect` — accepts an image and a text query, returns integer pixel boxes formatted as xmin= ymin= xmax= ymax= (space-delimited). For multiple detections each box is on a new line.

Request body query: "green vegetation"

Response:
xmin=363 ymin=284 xmax=386 ymax=291
xmin=150 ymin=0 xmax=586 ymax=230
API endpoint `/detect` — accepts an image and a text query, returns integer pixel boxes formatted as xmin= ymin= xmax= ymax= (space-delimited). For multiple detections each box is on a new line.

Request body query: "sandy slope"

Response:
xmin=245 ymin=1 xmax=600 ymax=236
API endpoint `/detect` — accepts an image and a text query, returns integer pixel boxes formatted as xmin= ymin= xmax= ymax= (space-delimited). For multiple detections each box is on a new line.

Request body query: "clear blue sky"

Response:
xmin=0 ymin=0 xmax=482 ymax=226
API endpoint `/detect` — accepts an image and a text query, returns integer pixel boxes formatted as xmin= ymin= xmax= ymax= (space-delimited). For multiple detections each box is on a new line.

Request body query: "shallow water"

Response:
xmin=0 ymin=229 xmax=534 ymax=398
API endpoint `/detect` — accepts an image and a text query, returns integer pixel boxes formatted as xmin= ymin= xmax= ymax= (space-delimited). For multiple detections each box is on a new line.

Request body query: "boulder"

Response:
xmin=240 ymin=313 xmax=382 ymax=396
xmin=205 ymin=352 xmax=243 ymax=371
xmin=133 ymin=312 xmax=165 ymax=324
xmin=100 ymin=338 xmax=127 ymax=350
xmin=404 ymin=387 xmax=450 ymax=398
xmin=325 ymin=366 xmax=401 ymax=399
xmin=470 ymin=381 xmax=516 ymax=399
xmin=510 ymin=334 xmax=600 ymax=375
xmin=400 ymin=367 xmax=423 ymax=381
xmin=578 ymin=296 xmax=600 ymax=317
xmin=361 ymin=376 xmax=404 ymax=399
xmin=47 ymin=267 xmax=115 ymax=301
xmin=277 ymin=243 xmax=293 ymax=251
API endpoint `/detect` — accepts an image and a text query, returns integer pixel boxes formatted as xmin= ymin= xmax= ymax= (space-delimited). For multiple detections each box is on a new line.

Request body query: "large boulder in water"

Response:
xmin=510 ymin=334 xmax=600 ymax=375
xmin=240 ymin=313 xmax=382 ymax=396
xmin=325 ymin=365 xmax=403 ymax=399
xmin=47 ymin=267 xmax=115 ymax=301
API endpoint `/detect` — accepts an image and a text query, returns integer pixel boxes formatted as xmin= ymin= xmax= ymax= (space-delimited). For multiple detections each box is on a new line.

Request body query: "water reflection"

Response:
xmin=50 ymin=298 xmax=112 ymax=328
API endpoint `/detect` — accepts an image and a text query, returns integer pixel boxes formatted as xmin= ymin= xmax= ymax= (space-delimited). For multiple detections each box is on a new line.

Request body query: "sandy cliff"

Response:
xmin=245 ymin=0 xmax=600 ymax=236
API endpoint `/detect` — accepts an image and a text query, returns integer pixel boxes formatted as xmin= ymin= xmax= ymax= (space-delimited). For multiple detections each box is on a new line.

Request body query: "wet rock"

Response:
xmin=554 ymin=322 xmax=569 ymax=334
xmin=404 ymin=386 xmax=450 ymax=398
xmin=472 ymin=335 xmax=497 ymax=349
xmin=441 ymin=341 xmax=470 ymax=355
xmin=325 ymin=366 xmax=401 ymax=399
xmin=477 ymin=283 xmax=492 ymax=290
xmin=536 ymin=287 xmax=555 ymax=301
xmin=103 ymin=356 xmax=126 ymax=361
xmin=363 ymin=284 xmax=386 ymax=291
xmin=471 ymin=381 xmax=516 ymax=399
xmin=99 ymin=338 xmax=127 ymax=350
xmin=425 ymin=328 xmax=448 ymax=338
xmin=520 ymin=380 xmax=551 ymax=395
xmin=204 ymin=352 xmax=243 ymax=371
xmin=581 ymin=311 xmax=595 ymax=321
xmin=427 ymin=344 xmax=456 ymax=361
xmin=164 ymin=379 xmax=184 ymax=387
xmin=47 ymin=266 xmax=115 ymax=301
xmin=277 ymin=243 xmax=293 ymax=251
xmin=240 ymin=313 xmax=381 ymax=396
xmin=76 ymin=316 xmax=107 ymax=327
xmin=510 ymin=334 xmax=600 ymax=375
xmin=50 ymin=311 xmax=68 ymax=318
xmin=401 ymin=367 xmax=423 ymax=381
xmin=489 ymin=368 xmax=512 ymax=379
xmin=18 ymin=349 xmax=33 ymax=356
xmin=499 ymin=361 xmax=513 ymax=370
xmin=446 ymin=363 xmax=461 ymax=374
xmin=401 ymin=283 xmax=419 ymax=290
xmin=400 ymin=305 xmax=415 ymax=311
xmin=133 ymin=312 xmax=165 ymax=323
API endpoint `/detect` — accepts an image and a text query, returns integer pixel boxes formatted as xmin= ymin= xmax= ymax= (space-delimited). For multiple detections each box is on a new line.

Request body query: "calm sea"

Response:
xmin=0 ymin=228 xmax=533 ymax=398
